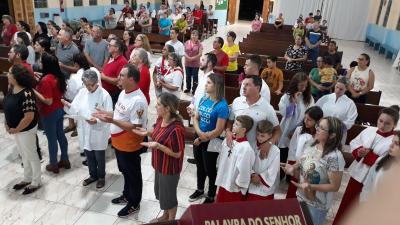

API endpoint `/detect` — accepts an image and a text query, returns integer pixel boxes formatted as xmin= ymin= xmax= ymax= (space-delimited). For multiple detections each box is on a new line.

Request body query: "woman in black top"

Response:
xmin=32 ymin=22 xmax=49 ymax=44
xmin=3 ymin=64 xmax=41 ymax=195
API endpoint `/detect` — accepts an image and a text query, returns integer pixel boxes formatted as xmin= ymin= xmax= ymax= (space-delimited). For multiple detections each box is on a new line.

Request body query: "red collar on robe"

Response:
xmin=234 ymin=137 xmax=248 ymax=143
xmin=377 ymin=129 xmax=395 ymax=138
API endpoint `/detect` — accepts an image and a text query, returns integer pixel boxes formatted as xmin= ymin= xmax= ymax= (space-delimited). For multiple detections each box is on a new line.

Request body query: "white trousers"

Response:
xmin=14 ymin=126 xmax=41 ymax=186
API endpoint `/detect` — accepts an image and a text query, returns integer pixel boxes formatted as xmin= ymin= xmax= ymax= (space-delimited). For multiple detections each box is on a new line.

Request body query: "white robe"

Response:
xmin=65 ymin=86 xmax=113 ymax=151
xmin=348 ymin=127 xmax=394 ymax=184
xmin=278 ymin=94 xmax=314 ymax=148
xmin=360 ymin=162 xmax=386 ymax=202
xmin=315 ymin=93 xmax=357 ymax=130
xmin=287 ymin=126 xmax=313 ymax=161
xmin=248 ymin=144 xmax=280 ymax=197
xmin=215 ymin=139 xmax=256 ymax=195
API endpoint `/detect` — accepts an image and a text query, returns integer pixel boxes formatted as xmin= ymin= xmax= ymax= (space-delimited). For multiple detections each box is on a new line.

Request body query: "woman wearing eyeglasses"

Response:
xmin=346 ymin=53 xmax=375 ymax=104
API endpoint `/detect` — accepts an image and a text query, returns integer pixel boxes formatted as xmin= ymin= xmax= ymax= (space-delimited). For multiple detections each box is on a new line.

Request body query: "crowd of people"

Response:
xmin=1 ymin=3 xmax=399 ymax=225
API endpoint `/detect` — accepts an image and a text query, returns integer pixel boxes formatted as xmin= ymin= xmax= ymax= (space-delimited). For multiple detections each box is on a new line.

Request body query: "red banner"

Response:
xmin=179 ymin=199 xmax=309 ymax=225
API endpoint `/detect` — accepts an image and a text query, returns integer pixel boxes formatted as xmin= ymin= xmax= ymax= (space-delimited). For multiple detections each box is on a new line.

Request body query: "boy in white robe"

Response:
xmin=248 ymin=120 xmax=280 ymax=201
xmin=215 ymin=115 xmax=255 ymax=203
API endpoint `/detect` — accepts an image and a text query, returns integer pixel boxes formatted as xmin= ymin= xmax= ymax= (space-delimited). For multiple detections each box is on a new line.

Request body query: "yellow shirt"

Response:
xmin=260 ymin=67 xmax=284 ymax=92
xmin=320 ymin=67 xmax=337 ymax=83
xmin=222 ymin=43 xmax=240 ymax=71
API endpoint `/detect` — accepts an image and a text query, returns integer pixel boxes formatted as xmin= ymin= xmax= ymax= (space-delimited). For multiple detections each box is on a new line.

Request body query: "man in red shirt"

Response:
xmin=117 ymin=1 xmax=134 ymax=22
xmin=211 ymin=37 xmax=229 ymax=76
xmin=101 ymin=38 xmax=128 ymax=106
xmin=192 ymin=4 xmax=204 ymax=25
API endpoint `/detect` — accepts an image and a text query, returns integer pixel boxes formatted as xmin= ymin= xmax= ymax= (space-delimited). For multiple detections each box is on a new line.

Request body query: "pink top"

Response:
xmin=184 ymin=40 xmax=203 ymax=68
xmin=252 ymin=20 xmax=262 ymax=32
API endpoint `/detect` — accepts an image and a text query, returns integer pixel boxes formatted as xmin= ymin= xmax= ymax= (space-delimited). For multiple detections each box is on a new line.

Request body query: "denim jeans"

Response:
xmin=85 ymin=150 xmax=106 ymax=179
xmin=306 ymin=204 xmax=328 ymax=225
xmin=41 ymin=108 xmax=68 ymax=165
xmin=309 ymin=47 xmax=320 ymax=67
xmin=185 ymin=67 xmax=199 ymax=92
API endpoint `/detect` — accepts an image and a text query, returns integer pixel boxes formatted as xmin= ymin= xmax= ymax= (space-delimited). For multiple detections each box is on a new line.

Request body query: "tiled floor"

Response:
xmin=0 ymin=21 xmax=399 ymax=225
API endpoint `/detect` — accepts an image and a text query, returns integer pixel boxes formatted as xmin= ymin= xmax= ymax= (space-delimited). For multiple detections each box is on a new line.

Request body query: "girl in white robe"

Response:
xmin=62 ymin=70 xmax=113 ymax=188
xmin=278 ymin=73 xmax=314 ymax=179
xmin=286 ymin=106 xmax=323 ymax=199
xmin=333 ymin=106 xmax=399 ymax=225
xmin=248 ymin=120 xmax=280 ymax=201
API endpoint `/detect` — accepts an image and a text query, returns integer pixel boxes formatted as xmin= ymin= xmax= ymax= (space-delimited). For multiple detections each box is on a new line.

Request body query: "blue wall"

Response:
xmin=366 ymin=23 xmax=400 ymax=59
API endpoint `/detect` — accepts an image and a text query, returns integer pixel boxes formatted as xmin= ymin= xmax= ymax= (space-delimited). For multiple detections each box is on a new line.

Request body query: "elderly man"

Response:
xmin=62 ymin=69 xmax=112 ymax=189
xmin=56 ymin=27 xmax=80 ymax=78
xmin=84 ymin=25 xmax=109 ymax=71
xmin=94 ymin=64 xmax=147 ymax=218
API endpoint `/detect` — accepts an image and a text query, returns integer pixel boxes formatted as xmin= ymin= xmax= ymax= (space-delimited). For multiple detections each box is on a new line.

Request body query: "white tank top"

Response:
xmin=350 ymin=66 xmax=370 ymax=91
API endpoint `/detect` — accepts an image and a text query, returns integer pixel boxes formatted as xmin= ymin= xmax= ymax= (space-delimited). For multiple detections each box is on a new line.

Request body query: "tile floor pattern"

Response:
xmin=0 ymin=21 xmax=399 ymax=225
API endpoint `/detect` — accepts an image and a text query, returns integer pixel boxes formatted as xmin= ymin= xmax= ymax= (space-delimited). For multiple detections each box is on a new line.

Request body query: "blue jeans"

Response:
xmin=306 ymin=204 xmax=328 ymax=225
xmin=41 ymin=108 xmax=68 ymax=165
xmin=85 ymin=150 xmax=106 ymax=179
xmin=185 ymin=67 xmax=199 ymax=92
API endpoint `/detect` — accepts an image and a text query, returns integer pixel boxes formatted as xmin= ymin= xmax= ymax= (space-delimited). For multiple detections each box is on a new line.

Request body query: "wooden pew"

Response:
xmin=260 ymin=23 xmax=294 ymax=32
xmin=344 ymin=124 xmax=368 ymax=167
xmin=0 ymin=72 xmax=8 ymax=110
xmin=224 ymin=73 xmax=239 ymax=88
xmin=356 ymin=103 xmax=385 ymax=126
xmin=178 ymin=100 xmax=195 ymax=143
xmin=0 ymin=45 xmax=10 ymax=58
xmin=225 ymin=86 xmax=240 ymax=105
xmin=0 ymin=57 xmax=12 ymax=73
xmin=366 ymin=90 xmax=382 ymax=105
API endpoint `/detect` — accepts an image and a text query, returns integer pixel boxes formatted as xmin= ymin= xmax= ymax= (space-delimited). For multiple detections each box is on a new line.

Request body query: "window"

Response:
xmin=89 ymin=0 xmax=98 ymax=6
xmin=376 ymin=0 xmax=384 ymax=24
xmin=383 ymin=0 xmax=392 ymax=27
xmin=111 ymin=0 xmax=118 ymax=4
xmin=74 ymin=0 xmax=83 ymax=6
xmin=34 ymin=0 xmax=47 ymax=8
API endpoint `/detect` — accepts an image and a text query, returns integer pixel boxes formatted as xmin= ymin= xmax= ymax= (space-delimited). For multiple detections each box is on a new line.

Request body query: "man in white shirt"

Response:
xmin=94 ymin=64 xmax=147 ymax=218
xmin=227 ymin=75 xmax=281 ymax=149
xmin=240 ymin=54 xmax=271 ymax=103
xmin=165 ymin=27 xmax=185 ymax=57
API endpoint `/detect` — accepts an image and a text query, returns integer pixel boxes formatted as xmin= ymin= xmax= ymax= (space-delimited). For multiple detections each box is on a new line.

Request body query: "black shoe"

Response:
xmin=202 ymin=196 xmax=215 ymax=204
xmin=117 ymin=205 xmax=140 ymax=218
xmin=82 ymin=160 xmax=88 ymax=166
xmin=83 ymin=177 xmax=98 ymax=186
xmin=80 ymin=152 xmax=86 ymax=157
xmin=13 ymin=182 xmax=31 ymax=190
xmin=184 ymin=89 xmax=190 ymax=93
xmin=96 ymin=179 xmax=105 ymax=189
xmin=188 ymin=190 xmax=204 ymax=202
xmin=187 ymin=158 xmax=197 ymax=164
xmin=22 ymin=185 xmax=40 ymax=195
xmin=71 ymin=130 xmax=78 ymax=137
xmin=112 ymin=195 xmax=128 ymax=205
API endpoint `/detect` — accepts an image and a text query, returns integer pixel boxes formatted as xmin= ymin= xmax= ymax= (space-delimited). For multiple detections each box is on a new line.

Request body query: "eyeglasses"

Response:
xmin=315 ymin=124 xmax=329 ymax=132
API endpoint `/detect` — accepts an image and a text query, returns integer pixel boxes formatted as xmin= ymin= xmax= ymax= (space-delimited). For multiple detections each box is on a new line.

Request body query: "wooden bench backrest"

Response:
xmin=356 ymin=103 xmax=385 ymax=126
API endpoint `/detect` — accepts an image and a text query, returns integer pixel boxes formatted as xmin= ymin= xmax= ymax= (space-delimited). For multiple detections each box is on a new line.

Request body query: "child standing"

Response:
xmin=215 ymin=115 xmax=256 ymax=203
xmin=317 ymin=56 xmax=337 ymax=98
xmin=247 ymin=120 xmax=280 ymax=201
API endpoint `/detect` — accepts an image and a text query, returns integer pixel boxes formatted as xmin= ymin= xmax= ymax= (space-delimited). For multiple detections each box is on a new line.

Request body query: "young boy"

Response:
xmin=260 ymin=56 xmax=284 ymax=95
xmin=247 ymin=120 xmax=280 ymax=201
xmin=215 ymin=115 xmax=256 ymax=203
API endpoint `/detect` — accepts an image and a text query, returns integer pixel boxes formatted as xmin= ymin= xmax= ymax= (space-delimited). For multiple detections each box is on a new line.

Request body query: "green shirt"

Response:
xmin=309 ymin=68 xmax=321 ymax=95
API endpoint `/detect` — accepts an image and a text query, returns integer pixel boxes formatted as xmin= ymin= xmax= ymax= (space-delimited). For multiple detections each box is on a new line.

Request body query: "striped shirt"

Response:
xmin=151 ymin=117 xmax=185 ymax=175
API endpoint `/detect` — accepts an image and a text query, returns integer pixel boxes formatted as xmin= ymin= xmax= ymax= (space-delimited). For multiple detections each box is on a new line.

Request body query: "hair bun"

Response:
xmin=389 ymin=105 xmax=400 ymax=113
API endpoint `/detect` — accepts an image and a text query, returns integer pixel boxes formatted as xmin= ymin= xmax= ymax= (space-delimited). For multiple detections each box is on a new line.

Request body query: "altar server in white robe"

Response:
xmin=247 ymin=120 xmax=280 ymax=201
xmin=62 ymin=69 xmax=113 ymax=189
xmin=278 ymin=73 xmax=314 ymax=176
xmin=315 ymin=77 xmax=357 ymax=144
xmin=286 ymin=106 xmax=323 ymax=199
xmin=215 ymin=115 xmax=255 ymax=203
xmin=333 ymin=105 xmax=399 ymax=225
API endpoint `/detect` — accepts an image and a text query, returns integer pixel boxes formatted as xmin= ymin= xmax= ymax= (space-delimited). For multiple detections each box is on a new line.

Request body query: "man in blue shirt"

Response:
xmin=305 ymin=21 xmax=323 ymax=66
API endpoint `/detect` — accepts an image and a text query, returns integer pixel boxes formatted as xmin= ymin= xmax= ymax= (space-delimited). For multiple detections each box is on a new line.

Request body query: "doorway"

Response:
xmin=238 ymin=0 xmax=263 ymax=21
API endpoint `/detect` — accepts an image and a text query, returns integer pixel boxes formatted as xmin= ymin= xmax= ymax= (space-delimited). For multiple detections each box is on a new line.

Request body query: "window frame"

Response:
xmin=34 ymin=0 xmax=48 ymax=8
xmin=111 ymin=0 xmax=118 ymax=5
xmin=73 ymin=0 xmax=83 ymax=7
xmin=89 ymin=0 xmax=98 ymax=6
xmin=383 ymin=0 xmax=392 ymax=27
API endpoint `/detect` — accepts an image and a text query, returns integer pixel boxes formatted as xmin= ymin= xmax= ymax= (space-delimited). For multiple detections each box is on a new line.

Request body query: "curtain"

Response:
xmin=278 ymin=0 xmax=372 ymax=41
